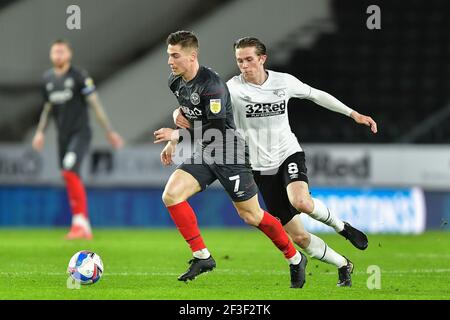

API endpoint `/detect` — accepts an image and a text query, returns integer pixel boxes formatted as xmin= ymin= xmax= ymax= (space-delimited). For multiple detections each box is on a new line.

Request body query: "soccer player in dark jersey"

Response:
xmin=32 ymin=39 xmax=124 ymax=240
xmin=154 ymin=31 xmax=307 ymax=288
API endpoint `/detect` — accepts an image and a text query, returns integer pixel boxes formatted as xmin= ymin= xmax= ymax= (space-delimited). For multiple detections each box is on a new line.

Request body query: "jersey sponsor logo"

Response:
xmin=210 ymin=99 xmax=221 ymax=114
xmin=49 ymin=89 xmax=73 ymax=104
xmin=245 ymin=101 xmax=286 ymax=118
xmin=46 ymin=82 xmax=54 ymax=91
xmin=181 ymin=105 xmax=202 ymax=119
xmin=190 ymin=92 xmax=200 ymax=105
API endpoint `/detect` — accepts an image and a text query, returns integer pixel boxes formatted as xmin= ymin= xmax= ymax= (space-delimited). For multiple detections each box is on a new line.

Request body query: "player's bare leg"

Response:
xmin=233 ymin=194 xmax=307 ymax=288
xmin=162 ymin=169 xmax=201 ymax=206
xmin=284 ymin=214 xmax=353 ymax=286
xmin=287 ymin=181 xmax=368 ymax=250
xmin=162 ymin=169 xmax=216 ymax=281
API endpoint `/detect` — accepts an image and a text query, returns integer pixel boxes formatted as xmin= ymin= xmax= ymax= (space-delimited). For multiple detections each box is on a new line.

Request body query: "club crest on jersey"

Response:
xmin=273 ymin=89 xmax=286 ymax=98
xmin=64 ymin=78 xmax=74 ymax=89
xmin=190 ymin=92 xmax=200 ymax=105
xmin=210 ymin=99 xmax=221 ymax=114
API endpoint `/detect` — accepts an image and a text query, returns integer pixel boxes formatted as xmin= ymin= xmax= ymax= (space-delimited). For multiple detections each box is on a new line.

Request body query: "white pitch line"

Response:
xmin=394 ymin=253 xmax=450 ymax=259
xmin=1 ymin=269 xmax=450 ymax=277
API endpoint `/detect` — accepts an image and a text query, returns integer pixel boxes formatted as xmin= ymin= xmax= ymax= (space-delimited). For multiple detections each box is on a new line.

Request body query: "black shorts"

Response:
xmin=253 ymin=152 xmax=309 ymax=225
xmin=179 ymin=156 xmax=258 ymax=202
xmin=58 ymin=130 xmax=91 ymax=174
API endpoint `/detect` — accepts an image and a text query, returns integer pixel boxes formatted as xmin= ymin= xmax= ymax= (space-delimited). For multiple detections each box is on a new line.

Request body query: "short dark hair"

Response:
xmin=51 ymin=39 xmax=72 ymax=51
xmin=166 ymin=30 xmax=199 ymax=50
xmin=233 ymin=37 xmax=267 ymax=56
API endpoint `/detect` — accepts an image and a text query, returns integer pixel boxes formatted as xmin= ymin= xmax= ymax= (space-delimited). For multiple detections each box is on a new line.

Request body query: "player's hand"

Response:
xmin=108 ymin=131 xmax=124 ymax=149
xmin=32 ymin=131 xmax=45 ymax=152
xmin=173 ymin=107 xmax=191 ymax=129
xmin=154 ymin=128 xmax=179 ymax=143
xmin=160 ymin=141 xmax=176 ymax=166
xmin=350 ymin=111 xmax=378 ymax=134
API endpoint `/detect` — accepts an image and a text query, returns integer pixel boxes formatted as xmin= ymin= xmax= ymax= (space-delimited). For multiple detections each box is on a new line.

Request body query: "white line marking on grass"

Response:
xmin=394 ymin=253 xmax=450 ymax=259
xmin=0 ymin=272 xmax=179 ymax=276
xmin=1 ymin=269 xmax=450 ymax=277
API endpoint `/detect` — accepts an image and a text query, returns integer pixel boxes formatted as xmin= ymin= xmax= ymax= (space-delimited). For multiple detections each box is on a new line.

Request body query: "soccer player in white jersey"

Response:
xmin=174 ymin=37 xmax=377 ymax=287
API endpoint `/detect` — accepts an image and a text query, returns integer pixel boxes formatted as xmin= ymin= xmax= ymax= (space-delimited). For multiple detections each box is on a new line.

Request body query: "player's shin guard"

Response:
xmin=257 ymin=211 xmax=297 ymax=259
xmin=62 ymin=170 xmax=88 ymax=219
xmin=167 ymin=201 xmax=206 ymax=253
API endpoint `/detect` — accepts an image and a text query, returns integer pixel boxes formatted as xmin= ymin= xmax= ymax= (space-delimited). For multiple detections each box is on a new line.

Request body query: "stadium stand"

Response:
xmin=2 ymin=0 xmax=448 ymax=144
xmin=271 ymin=0 xmax=450 ymax=143
xmin=0 ymin=0 xmax=14 ymax=10
xmin=21 ymin=0 xmax=331 ymax=146
xmin=0 ymin=0 xmax=228 ymax=141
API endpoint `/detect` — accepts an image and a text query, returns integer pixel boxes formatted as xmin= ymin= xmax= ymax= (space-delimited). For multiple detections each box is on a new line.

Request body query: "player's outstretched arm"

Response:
xmin=349 ymin=111 xmax=377 ymax=133
xmin=86 ymin=93 xmax=124 ymax=149
xmin=32 ymin=102 xmax=52 ymax=152
xmin=308 ymin=88 xmax=377 ymax=134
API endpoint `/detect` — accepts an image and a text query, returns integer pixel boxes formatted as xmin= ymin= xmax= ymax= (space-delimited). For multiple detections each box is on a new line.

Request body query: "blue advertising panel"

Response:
xmin=301 ymin=187 xmax=426 ymax=234
xmin=0 ymin=186 xmax=426 ymax=233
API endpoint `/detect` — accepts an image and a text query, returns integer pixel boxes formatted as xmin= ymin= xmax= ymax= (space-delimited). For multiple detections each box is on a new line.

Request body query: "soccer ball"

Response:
xmin=67 ymin=250 xmax=104 ymax=285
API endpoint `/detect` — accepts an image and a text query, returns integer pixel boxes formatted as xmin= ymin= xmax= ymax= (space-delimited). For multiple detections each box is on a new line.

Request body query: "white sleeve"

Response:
xmin=307 ymin=87 xmax=354 ymax=117
xmin=285 ymin=73 xmax=312 ymax=99
xmin=227 ymin=80 xmax=242 ymax=126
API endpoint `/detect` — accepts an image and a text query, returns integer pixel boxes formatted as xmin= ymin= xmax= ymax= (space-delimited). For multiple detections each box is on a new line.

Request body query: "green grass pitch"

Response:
xmin=0 ymin=229 xmax=449 ymax=300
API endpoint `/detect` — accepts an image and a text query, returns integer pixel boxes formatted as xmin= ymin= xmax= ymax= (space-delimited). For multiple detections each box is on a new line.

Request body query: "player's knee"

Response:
xmin=162 ymin=189 xmax=180 ymax=207
xmin=291 ymin=197 xmax=314 ymax=214
xmin=62 ymin=152 xmax=77 ymax=170
xmin=291 ymin=232 xmax=310 ymax=249
xmin=238 ymin=210 xmax=261 ymax=226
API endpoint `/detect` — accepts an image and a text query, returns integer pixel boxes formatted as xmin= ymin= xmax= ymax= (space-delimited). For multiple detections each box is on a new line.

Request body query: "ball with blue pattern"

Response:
xmin=67 ymin=250 xmax=104 ymax=285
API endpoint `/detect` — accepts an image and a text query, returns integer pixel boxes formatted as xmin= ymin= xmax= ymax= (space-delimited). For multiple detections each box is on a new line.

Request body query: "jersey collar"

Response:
xmin=242 ymin=70 xmax=271 ymax=88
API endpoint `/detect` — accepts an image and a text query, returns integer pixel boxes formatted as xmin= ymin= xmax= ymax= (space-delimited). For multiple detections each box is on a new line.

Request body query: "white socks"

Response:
xmin=72 ymin=214 xmax=91 ymax=233
xmin=304 ymin=233 xmax=346 ymax=268
xmin=193 ymin=248 xmax=211 ymax=259
xmin=287 ymin=251 xmax=302 ymax=265
xmin=310 ymin=198 xmax=344 ymax=233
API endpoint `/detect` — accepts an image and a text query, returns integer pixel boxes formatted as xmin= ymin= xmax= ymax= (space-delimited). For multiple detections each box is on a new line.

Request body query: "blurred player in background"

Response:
xmin=174 ymin=37 xmax=378 ymax=287
xmin=32 ymin=39 xmax=124 ymax=240
xmin=154 ymin=31 xmax=307 ymax=288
